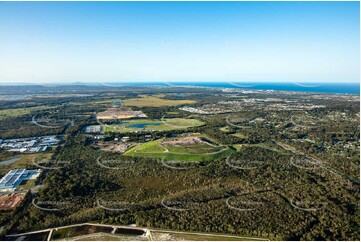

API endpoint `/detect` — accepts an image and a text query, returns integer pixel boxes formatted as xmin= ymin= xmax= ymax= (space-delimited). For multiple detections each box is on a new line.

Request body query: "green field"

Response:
xmin=219 ymin=126 xmax=231 ymax=132
xmin=232 ymin=133 xmax=247 ymax=138
xmin=122 ymin=94 xmax=196 ymax=107
xmin=124 ymin=137 xmax=234 ymax=161
xmin=103 ymin=118 xmax=204 ymax=133
xmin=0 ymin=106 xmax=55 ymax=120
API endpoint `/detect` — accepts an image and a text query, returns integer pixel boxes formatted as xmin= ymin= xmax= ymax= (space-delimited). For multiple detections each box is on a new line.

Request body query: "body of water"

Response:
xmin=124 ymin=121 xmax=162 ymax=129
xmin=153 ymin=82 xmax=360 ymax=95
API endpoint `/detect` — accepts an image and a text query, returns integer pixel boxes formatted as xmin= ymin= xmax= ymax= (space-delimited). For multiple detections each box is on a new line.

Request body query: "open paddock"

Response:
xmin=122 ymin=95 xmax=196 ymax=107
xmin=124 ymin=136 xmax=234 ymax=162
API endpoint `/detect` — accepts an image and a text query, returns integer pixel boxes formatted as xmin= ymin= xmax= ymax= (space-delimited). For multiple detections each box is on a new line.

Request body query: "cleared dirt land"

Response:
xmin=65 ymin=232 xmax=147 ymax=241
xmin=151 ymin=231 xmax=266 ymax=241
xmin=0 ymin=193 xmax=26 ymax=210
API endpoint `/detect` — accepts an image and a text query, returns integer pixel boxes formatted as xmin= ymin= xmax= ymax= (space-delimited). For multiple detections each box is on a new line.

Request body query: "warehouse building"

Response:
xmin=0 ymin=169 xmax=41 ymax=190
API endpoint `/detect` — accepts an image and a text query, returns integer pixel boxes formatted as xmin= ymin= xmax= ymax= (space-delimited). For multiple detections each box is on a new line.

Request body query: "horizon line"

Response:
xmin=0 ymin=80 xmax=359 ymax=85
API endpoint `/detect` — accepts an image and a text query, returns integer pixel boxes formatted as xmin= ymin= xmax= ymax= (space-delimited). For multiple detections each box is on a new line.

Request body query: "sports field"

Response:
xmin=123 ymin=136 xmax=234 ymax=161
xmin=102 ymin=118 xmax=204 ymax=133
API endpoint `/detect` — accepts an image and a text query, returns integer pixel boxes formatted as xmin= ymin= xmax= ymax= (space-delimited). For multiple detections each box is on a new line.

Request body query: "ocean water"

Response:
xmin=149 ymin=82 xmax=360 ymax=95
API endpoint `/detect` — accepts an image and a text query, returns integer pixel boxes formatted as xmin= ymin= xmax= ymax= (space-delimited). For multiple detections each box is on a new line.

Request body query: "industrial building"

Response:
xmin=0 ymin=169 xmax=41 ymax=190
xmin=0 ymin=135 xmax=59 ymax=153
xmin=96 ymin=108 xmax=147 ymax=120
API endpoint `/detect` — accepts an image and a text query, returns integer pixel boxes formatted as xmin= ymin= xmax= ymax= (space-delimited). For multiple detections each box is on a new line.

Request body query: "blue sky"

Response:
xmin=0 ymin=1 xmax=359 ymax=83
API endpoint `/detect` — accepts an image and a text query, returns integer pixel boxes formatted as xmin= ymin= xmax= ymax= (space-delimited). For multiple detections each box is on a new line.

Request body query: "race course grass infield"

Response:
xmin=103 ymin=118 xmax=204 ymax=133
xmin=123 ymin=137 xmax=235 ymax=162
